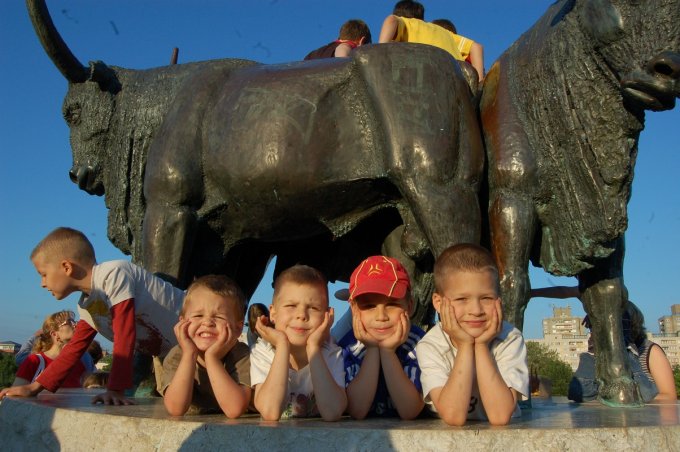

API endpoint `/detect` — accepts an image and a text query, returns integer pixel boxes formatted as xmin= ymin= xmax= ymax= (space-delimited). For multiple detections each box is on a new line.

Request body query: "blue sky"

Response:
xmin=1 ymin=1 xmax=678 ymax=348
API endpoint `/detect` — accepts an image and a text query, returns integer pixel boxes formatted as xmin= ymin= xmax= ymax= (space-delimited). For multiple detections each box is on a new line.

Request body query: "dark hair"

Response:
xmin=183 ymin=274 xmax=247 ymax=320
xmin=87 ymin=340 xmax=103 ymax=364
xmin=432 ymin=18 xmax=456 ymax=34
xmin=393 ymin=0 xmax=425 ymax=20
xmin=339 ymin=19 xmax=372 ymax=44
xmin=433 ymin=244 xmax=499 ymax=294
xmin=624 ymin=300 xmax=647 ymax=347
xmin=247 ymin=303 xmax=270 ymax=339
xmin=273 ymin=264 xmax=328 ymax=303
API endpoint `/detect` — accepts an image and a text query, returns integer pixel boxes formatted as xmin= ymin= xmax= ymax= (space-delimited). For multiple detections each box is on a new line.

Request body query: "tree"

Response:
xmin=99 ymin=352 xmax=112 ymax=372
xmin=526 ymin=341 xmax=573 ymax=396
xmin=673 ymin=365 xmax=680 ymax=397
xmin=0 ymin=353 xmax=18 ymax=389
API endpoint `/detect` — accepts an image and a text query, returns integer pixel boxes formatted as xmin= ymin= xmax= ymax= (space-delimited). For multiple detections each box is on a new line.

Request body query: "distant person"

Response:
xmin=11 ymin=310 xmax=87 ymax=389
xmin=625 ymin=301 xmax=677 ymax=401
xmin=251 ymin=265 xmax=346 ymax=421
xmin=304 ymin=19 xmax=372 ymax=60
xmin=246 ymin=302 xmax=270 ymax=348
xmin=0 ymin=227 xmax=185 ymax=405
xmin=379 ymin=1 xmax=463 ymax=60
xmin=161 ymin=275 xmax=251 ymax=417
xmin=562 ymin=296 xmax=677 ymax=402
xmin=83 ymin=371 xmax=109 ymax=389
xmin=15 ymin=327 xmax=94 ymax=373
xmin=338 ymin=256 xmax=425 ymax=419
xmin=431 ymin=18 xmax=485 ymax=81
xmin=416 ymin=244 xmax=529 ymax=426
xmin=87 ymin=340 xmax=104 ymax=366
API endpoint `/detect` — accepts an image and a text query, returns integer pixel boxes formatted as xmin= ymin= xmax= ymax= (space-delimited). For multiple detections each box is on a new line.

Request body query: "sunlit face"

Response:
xmin=31 ymin=253 xmax=76 ymax=301
xmin=351 ymin=293 xmax=411 ymax=341
xmin=181 ymin=286 xmax=244 ymax=352
xmin=433 ymin=270 xmax=500 ymax=338
xmin=55 ymin=317 xmax=77 ymax=343
xmin=270 ymin=283 xmax=328 ymax=347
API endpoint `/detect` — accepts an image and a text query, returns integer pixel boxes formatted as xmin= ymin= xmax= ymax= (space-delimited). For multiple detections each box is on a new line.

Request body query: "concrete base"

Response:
xmin=1 ymin=390 xmax=678 ymax=451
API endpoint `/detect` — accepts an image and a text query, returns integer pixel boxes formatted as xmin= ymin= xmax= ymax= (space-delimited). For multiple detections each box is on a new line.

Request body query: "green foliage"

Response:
xmin=0 ymin=352 xmax=18 ymax=389
xmin=526 ymin=341 xmax=573 ymax=396
xmin=673 ymin=365 xmax=680 ymax=397
xmin=99 ymin=353 xmax=112 ymax=372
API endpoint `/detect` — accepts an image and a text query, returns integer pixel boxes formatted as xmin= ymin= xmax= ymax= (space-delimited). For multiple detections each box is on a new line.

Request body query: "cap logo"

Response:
xmin=367 ymin=264 xmax=383 ymax=276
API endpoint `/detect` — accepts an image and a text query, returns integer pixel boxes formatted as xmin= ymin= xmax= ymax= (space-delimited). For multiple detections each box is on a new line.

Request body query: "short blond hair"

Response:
xmin=273 ymin=265 xmax=328 ymax=305
xmin=434 ymin=244 xmax=500 ymax=294
xmin=31 ymin=227 xmax=96 ymax=266
xmin=182 ymin=274 xmax=247 ymax=320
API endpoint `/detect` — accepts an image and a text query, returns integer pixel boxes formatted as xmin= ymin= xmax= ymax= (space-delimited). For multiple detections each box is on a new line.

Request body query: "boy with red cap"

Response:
xmin=337 ymin=255 xmax=425 ymax=419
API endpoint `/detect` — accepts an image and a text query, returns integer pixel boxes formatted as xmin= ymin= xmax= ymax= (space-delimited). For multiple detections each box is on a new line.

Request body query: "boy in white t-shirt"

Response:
xmin=250 ymin=265 xmax=346 ymax=421
xmin=416 ymin=243 xmax=529 ymax=426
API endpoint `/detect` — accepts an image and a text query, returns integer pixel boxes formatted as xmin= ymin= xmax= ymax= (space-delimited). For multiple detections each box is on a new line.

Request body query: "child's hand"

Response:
xmin=0 ymin=383 xmax=40 ymax=399
xmin=255 ymin=315 xmax=288 ymax=348
xmin=92 ymin=389 xmax=134 ymax=406
xmin=174 ymin=319 xmax=199 ymax=356
xmin=351 ymin=303 xmax=380 ymax=348
xmin=379 ymin=310 xmax=410 ymax=351
xmin=440 ymin=297 xmax=474 ymax=347
xmin=205 ymin=321 xmax=239 ymax=361
xmin=476 ymin=298 xmax=503 ymax=346
xmin=307 ymin=307 xmax=334 ymax=354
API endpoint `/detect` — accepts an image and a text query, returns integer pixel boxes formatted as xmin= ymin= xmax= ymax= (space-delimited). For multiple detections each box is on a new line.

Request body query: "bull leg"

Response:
xmin=489 ymin=192 xmax=537 ymax=330
xmin=142 ymin=203 xmax=197 ymax=288
xmin=381 ymin=224 xmax=435 ymax=327
xmin=579 ymin=238 xmax=642 ymax=406
xmin=398 ymin=179 xmax=481 ymax=258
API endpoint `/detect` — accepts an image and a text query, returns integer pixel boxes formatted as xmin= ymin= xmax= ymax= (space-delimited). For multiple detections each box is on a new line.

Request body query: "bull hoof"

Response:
xmin=597 ymin=376 xmax=644 ymax=407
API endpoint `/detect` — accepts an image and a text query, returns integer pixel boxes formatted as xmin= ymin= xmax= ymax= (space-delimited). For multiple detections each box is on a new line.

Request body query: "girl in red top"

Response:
xmin=13 ymin=310 xmax=87 ymax=388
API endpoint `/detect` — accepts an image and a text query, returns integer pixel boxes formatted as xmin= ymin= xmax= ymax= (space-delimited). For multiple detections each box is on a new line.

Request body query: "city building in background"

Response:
xmin=530 ymin=306 xmax=589 ymax=369
xmin=659 ymin=304 xmax=680 ymax=335
xmin=0 ymin=341 xmax=20 ymax=354
xmin=529 ymin=305 xmax=680 ymax=370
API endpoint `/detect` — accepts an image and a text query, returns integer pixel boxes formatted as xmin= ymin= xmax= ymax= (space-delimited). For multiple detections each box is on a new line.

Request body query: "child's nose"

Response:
xmin=295 ymin=306 xmax=309 ymax=320
xmin=466 ymin=298 xmax=483 ymax=315
xmin=376 ymin=305 xmax=389 ymax=321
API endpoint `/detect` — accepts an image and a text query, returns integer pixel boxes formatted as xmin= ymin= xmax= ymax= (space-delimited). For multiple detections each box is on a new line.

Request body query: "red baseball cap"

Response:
xmin=348 ymin=256 xmax=411 ymax=300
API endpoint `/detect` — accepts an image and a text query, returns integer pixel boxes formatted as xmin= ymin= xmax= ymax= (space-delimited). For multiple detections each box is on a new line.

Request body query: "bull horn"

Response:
xmin=26 ymin=0 xmax=88 ymax=83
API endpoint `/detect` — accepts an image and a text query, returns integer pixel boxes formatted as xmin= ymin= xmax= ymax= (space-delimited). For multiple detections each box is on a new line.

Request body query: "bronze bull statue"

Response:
xmin=481 ymin=0 xmax=679 ymax=405
xmin=28 ymin=0 xmax=679 ymax=406
xmin=26 ymin=0 xmax=484 ymax=327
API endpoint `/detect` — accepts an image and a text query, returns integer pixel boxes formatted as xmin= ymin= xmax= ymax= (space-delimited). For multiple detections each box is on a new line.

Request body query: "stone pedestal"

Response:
xmin=1 ymin=390 xmax=678 ymax=451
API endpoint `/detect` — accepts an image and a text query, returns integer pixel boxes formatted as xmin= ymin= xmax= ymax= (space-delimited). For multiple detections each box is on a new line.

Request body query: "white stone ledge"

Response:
xmin=1 ymin=390 xmax=679 ymax=451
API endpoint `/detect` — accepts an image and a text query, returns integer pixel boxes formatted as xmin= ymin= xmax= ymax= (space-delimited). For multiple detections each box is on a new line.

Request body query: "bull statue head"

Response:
xmin=27 ymin=0 xmax=119 ymax=197
xmin=579 ymin=0 xmax=680 ymax=111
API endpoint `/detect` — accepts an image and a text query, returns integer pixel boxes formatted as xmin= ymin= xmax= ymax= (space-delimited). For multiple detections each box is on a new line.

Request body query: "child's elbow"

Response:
xmin=441 ymin=413 xmax=468 ymax=426
xmin=164 ymin=401 xmax=188 ymax=417
xmin=486 ymin=410 xmax=513 ymax=426
xmin=223 ymin=404 xmax=248 ymax=419
xmin=321 ymin=410 xmax=344 ymax=422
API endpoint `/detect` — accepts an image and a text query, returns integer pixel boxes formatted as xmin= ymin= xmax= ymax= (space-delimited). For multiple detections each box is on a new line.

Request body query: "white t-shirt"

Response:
xmin=77 ymin=260 xmax=186 ymax=357
xmin=416 ymin=321 xmax=529 ymax=421
xmin=250 ymin=339 xmax=345 ymax=418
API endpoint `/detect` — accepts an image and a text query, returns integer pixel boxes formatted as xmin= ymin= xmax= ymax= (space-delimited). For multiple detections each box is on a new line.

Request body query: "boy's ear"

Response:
xmin=268 ymin=303 xmax=276 ymax=322
xmin=432 ymin=292 xmax=442 ymax=313
xmin=60 ymin=259 xmax=74 ymax=276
